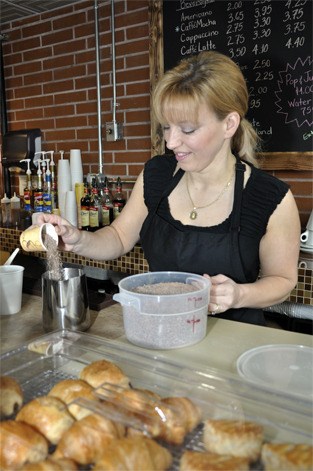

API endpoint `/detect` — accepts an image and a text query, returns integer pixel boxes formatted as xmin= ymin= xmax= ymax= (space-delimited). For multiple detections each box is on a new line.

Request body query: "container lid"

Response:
xmin=1 ymin=193 xmax=10 ymax=203
xmin=237 ymin=344 xmax=313 ymax=399
xmin=10 ymin=192 xmax=20 ymax=203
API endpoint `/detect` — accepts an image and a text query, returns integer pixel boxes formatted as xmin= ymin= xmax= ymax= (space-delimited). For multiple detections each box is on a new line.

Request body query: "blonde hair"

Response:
xmin=153 ymin=51 xmax=261 ymax=166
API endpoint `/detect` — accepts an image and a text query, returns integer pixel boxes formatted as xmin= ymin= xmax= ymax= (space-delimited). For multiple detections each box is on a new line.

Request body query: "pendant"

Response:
xmin=190 ymin=209 xmax=198 ymax=220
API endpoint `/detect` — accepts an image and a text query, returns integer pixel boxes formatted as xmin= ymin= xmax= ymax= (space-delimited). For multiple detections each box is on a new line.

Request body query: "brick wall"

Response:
xmin=0 ymin=0 xmax=311 ymax=228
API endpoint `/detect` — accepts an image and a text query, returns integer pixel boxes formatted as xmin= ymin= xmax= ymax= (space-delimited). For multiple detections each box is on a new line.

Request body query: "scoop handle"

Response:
xmin=4 ymin=248 xmax=20 ymax=265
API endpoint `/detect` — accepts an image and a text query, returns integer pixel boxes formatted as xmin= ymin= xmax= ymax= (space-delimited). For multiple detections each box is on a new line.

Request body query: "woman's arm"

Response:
xmin=206 ymin=189 xmax=301 ymax=312
xmin=36 ymin=171 xmax=148 ymax=261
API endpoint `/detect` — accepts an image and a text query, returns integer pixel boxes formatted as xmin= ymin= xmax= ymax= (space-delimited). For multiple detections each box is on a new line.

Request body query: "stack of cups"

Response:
xmin=57 ymin=158 xmax=71 ymax=218
xmin=65 ymin=190 xmax=78 ymax=227
xmin=70 ymin=149 xmax=84 ymax=190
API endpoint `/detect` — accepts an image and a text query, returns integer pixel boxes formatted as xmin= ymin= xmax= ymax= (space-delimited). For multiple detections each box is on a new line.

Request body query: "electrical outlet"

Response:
xmin=105 ymin=122 xmax=123 ymax=141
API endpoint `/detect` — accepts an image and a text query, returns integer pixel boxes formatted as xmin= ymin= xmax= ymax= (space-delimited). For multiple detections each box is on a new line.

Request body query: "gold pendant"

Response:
xmin=190 ymin=209 xmax=197 ymax=220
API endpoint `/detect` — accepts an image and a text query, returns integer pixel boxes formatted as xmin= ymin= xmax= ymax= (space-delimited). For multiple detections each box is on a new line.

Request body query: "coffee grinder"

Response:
xmin=2 ymin=129 xmax=41 ymax=198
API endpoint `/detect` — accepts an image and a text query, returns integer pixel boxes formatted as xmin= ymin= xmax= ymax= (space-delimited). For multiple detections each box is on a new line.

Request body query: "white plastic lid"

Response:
xmin=1 ymin=193 xmax=10 ymax=203
xmin=10 ymin=192 xmax=20 ymax=202
xmin=237 ymin=344 xmax=313 ymax=399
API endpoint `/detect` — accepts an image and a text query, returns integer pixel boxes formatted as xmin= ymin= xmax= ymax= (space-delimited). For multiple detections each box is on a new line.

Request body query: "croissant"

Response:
xmin=16 ymin=395 xmax=75 ymax=445
xmin=129 ymin=396 xmax=202 ymax=445
xmin=21 ymin=457 xmax=78 ymax=470
xmin=53 ymin=413 xmax=126 ymax=465
xmin=0 ymin=376 xmax=23 ymax=419
xmin=48 ymin=379 xmax=99 ymax=420
xmin=0 ymin=420 xmax=48 ymax=470
xmin=93 ymin=437 xmax=173 ymax=471
xmin=79 ymin=359 xmax=130 ymax=389
xmin=161 ymin=396 xmax=203 ymax=434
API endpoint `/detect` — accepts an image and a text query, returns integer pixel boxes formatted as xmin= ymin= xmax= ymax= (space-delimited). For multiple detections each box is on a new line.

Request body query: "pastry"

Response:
xmin=180 ymin=450 xmax=250 ymax=470
xmin=21 ymin=457 xmax=78 ymax=470
xmin=261 ymin=443 xmax=313 ymax=470
xmin=48 ymin=378 xmax=98 ymax=420
xmin=0 ymin=420 xmax=48 ymax=470
xmin=127 ymin=395 xmax=202 ymax=445
xmin=203 ymin=419 xmax=264 ymax=461
xmin=53 ymin=413 xmax=126 ymax=465
xmin=0 ymin=375 xmax=23 ymax=418
xmin=161 ymin=396 xmax=203 ymax=433
xmin=16 ymin=395 xmax=75 ymax=445
xmin=93 ymin=436 xmax=173 ymax=471
xmin=79 ymin=359 xmax=130 ymax=389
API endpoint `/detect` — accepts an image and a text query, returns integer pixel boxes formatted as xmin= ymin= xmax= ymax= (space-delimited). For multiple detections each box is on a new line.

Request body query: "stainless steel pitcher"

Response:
xmin=42 ymin=267 xmax=90 ymax=332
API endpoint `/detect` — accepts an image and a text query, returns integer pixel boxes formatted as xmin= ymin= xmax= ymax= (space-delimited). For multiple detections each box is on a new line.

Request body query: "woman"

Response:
xmin=37 ymin=51 xmax=300 ymax=325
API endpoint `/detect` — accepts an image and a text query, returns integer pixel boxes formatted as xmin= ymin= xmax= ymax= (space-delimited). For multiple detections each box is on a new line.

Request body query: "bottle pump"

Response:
xmin=33 ymin=158 xmax=43 ymax=212
xmin=42 ymin=157 xmax=52 ymax=213
xmin=20 ymin=158 xmax=33 ymax=211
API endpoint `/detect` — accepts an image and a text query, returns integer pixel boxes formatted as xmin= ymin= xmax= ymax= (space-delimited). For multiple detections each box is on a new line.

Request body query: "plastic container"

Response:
xmin=10 ymin=192 xmax=20 ymax=227
xmin=113 ymin=271 xmax=210 ymax=349
xmin=1 ymin=193 xmax=11 ymax=227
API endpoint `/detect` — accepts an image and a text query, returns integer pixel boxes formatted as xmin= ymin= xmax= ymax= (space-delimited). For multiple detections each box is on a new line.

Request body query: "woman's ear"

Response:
xmin=225 ymin=112 xmax=240 ymax=138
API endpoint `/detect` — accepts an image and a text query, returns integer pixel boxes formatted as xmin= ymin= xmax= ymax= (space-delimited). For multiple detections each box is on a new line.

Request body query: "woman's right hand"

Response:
xmin=34 ymin=213 xmax=83 ymax=252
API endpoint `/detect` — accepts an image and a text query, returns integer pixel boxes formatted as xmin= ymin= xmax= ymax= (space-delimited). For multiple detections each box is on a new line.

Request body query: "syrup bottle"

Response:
xmin=80 ymin=178 xmax=91 ymax=231
xmin=89 ymin=176 xmax=101 ymax=231
xmin=100 ymin=177 xmax=113 ymax=226
xmin=112 ymin=177 xmax=126 ymax=219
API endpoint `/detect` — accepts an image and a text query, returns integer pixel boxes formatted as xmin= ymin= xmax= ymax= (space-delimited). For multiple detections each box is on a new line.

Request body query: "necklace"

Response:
xmin=186 ymin=168 xmax=235 ymax=220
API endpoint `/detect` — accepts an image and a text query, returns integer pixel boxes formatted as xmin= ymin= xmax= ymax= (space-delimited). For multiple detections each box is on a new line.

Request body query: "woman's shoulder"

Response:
xmin=144 ymin=153 xmax=177 ymax=174
xmin=248 ymin=164 xmax=289 ymax=200
xmin=241 ymin=163 xmax=290 ymax=235
xmin=143 ymin=154 xmax=177 ymax=208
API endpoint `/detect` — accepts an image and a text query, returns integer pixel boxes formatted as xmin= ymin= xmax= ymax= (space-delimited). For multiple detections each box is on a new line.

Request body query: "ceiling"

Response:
xmin=0 ymin=0 xmax=80 ymax=27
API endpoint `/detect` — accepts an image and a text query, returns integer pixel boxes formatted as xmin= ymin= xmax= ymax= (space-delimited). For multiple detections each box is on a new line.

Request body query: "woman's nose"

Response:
xmin=165 ymin=129 xmax=181 ymax=150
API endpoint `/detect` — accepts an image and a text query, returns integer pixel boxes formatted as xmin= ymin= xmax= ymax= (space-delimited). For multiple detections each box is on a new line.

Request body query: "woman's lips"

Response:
xmin=175 ymin=152 xmax=190 ymax=161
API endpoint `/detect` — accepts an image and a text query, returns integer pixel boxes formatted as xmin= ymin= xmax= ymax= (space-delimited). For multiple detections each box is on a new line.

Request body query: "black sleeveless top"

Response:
xmin=140 ymin=154 xmax=289 ymax=325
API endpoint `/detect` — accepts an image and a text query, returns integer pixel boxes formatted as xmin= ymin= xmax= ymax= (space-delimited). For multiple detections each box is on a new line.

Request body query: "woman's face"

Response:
xmin=163 ymin=104 xmax=233 ymax=172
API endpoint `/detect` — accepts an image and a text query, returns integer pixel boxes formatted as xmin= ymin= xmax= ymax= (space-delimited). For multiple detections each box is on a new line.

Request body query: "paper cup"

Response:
xmin=0 ymin=265 xmax=24 ymax=315
xmin=20 ymin=223 xmax=58 ymax=252
xmin=65 ymin=190 xmax=78 ymax=227
xmin=58 ymin=159 xmax=72 ymax=217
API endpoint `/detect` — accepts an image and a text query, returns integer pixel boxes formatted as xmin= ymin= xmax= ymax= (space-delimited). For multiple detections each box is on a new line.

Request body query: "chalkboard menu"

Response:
xmin=163 ymin=0 xmax=312 ymax=153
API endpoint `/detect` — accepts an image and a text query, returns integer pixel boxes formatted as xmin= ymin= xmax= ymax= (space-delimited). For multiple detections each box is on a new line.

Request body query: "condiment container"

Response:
xmin=1 ymin=194 xmax=11 ymax=227
xmin=10 ymin=192 xmax=20 ymax=227
xmin=113 ymin=271 xmax=210 ymax=349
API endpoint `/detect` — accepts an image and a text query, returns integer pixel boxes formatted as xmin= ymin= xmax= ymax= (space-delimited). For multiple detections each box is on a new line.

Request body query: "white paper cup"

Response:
xmin=57 ymin=159 xmax=72 ymax=217
xmin=0 ymin=265 xmax=24 ymax=315
xmin=20 ymin=223 xmax=58 ymax=252
xmin=70 ymin=149 xmax=83 ymax=189
xmin=65 ymin=190 xmax=78 ymax=227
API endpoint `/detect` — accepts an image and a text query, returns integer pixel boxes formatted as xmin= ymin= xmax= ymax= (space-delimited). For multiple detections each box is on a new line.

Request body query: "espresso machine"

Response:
xmin=2 ymin=128 xmax=41 ymax=198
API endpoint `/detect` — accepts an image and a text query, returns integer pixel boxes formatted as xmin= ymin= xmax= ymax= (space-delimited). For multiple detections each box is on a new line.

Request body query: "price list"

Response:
xmin=163 ymin=0 xmax=312 ymax=152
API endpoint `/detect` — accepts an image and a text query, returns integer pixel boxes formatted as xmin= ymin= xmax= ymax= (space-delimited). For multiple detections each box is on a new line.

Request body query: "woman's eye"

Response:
xmin=183 ymin=129 xmax=195 ymax=135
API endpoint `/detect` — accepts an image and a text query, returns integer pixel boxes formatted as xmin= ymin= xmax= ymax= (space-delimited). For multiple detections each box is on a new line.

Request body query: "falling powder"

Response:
xmin=44 ymin=233 xmax=63 ymax=281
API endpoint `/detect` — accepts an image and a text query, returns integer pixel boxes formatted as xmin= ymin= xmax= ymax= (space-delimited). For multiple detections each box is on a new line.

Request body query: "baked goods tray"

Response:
xmin=1 ymin=329 xmax=312 ymax=470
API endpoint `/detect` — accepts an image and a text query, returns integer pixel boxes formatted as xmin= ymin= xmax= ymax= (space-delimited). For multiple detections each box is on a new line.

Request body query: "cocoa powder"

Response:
xmin=44 ymin=233 xmax=63 ymax=281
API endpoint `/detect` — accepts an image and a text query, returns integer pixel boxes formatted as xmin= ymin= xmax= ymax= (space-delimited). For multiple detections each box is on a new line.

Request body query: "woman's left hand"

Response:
xmin=203 ymin=274 xmax=241 ymax=315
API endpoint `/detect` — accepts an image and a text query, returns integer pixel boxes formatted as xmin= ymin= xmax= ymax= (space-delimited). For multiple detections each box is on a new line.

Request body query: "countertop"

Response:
xmin=1 ymin=294 xmax=312 ymax=376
